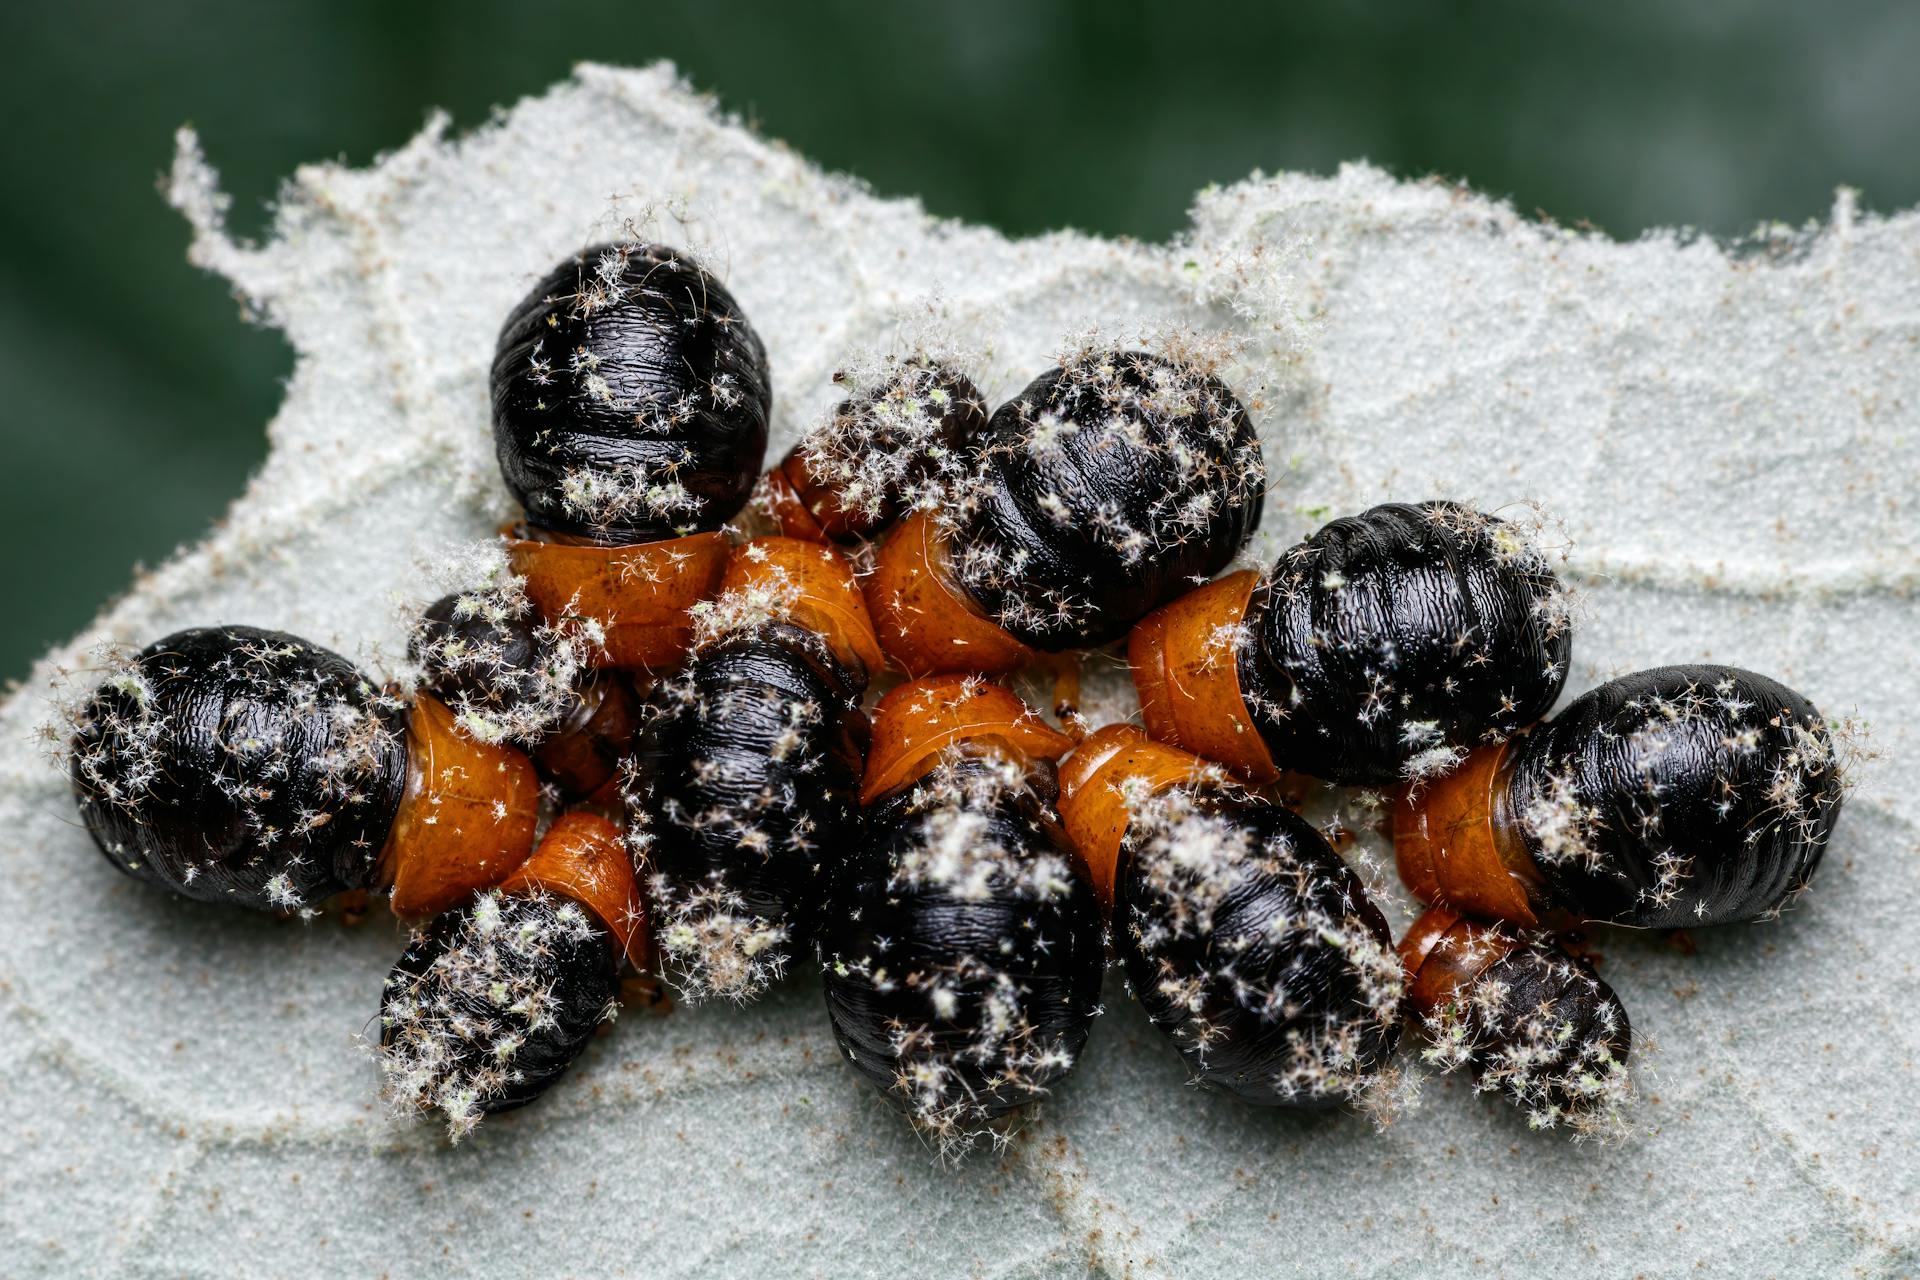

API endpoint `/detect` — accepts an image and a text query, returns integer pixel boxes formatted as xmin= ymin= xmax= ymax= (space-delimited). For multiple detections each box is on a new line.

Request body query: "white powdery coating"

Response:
xmin=623 ymin=630 xmax=839 ymax=1005
xmin=0 ymin=61 xmax=1914 ymax=1278
xmin=765 ymin=302 xmax=998 ymax=526
xmin=683 ymin=546 xmax=806 ymax=652
xmin=894 ymin=758 xmax=1078 ymax=907
xmin=941 ymin=331 xmax=1270 ymax=641
xmin=852 ymin=757 xmax=1084 ymax=1161
xmin=376 ymin=890 xmax=607 ymax=1142
xmin=1123 ymin=787 xmax=1406 ymax=1110
xmin=629 ymin=748 xmax=798 ymax=1007
xmin=1416 ymin=928 xmax=1633 ymax=1140
xmin=398 ymin=541 xmax=603 ymax=745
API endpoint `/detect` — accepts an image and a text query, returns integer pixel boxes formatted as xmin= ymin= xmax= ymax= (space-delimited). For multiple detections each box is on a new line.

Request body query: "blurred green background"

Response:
xmin=4 ymin=1 xmax=1917 ymax=683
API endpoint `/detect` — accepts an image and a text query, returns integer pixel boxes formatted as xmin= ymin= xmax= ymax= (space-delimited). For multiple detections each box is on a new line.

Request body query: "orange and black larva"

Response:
xmin=865 ymin=350 xmax=1263 ymax=677
xmin=1131 ymin=501 xmax=1571 ymax=785
xmin=67 ymin=624 xmax=540 ymax=920
xmin=1395 ymin=664 xmax=1844 ymax=930
xmin=67 ymin=198 xmax=1853 ymax=1159
xmin=377 ymin=811 xmax=646 ymax=1136
xmin=491 ymin=243 xmax=771 ymax=670
xmin=411 ymin=590 xmax=639 ymax=805
xmin=621 ymin=538 xmax=879 ymax=1002
xmin=1057 ymin=726 xmax=1403 ymax=1107
xmin=820 ymin=676 xmax=1104 ymax=1147
xmin=1400 ymin=907 xmax=1631 ymax=1131
xmin=761 ymin=360 xmax=989 ymax=543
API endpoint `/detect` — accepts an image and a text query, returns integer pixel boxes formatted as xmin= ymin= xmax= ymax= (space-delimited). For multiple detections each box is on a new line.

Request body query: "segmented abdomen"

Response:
xmin=1241 ymin=501 xmax=1571 ymax=784
xmin=1508 ymin=664 xmax=1842 ymax=927
xmin=625 ymin=624 xmax=866 ymax=1001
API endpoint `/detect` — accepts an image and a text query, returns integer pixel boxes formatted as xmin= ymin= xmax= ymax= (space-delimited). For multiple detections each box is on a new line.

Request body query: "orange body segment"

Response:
xmin=1398 ymin=906 xmax=1517 ymax=1016
xmin=759 ymin=446 xmax=875 ymax=543
xmin=380 ymin=694 xmax=542 ymax=920
xmin=503 ymin=525 xmax=730 ymax=671
xmin=860 ymin=674 xmax=1074 ymax=805
xmin=758 ymin=460 xmax=828 ymax=542
xmin=1127 ymin=569 xmax=1279 ymax=782
xmin=1055 ymin=725 xmax=1221 ymax=910
xmin=864 ymin=510 xmax=1036 ymax=678
xmin=500 ymin=811 xmax=649 ymax=969
xmin=1392 ymin=741 xmax=1543 ymax=927
xmin=720 ymin=537 xmax=885 ymax=681
xmin=532 ymin=675 xmax=639 ymax=807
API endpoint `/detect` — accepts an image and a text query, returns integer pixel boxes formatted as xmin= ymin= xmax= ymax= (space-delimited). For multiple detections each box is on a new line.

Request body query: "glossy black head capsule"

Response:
xmin=622 ymin=538 xmax=877 ymax=1003
xmin=1056 ymin=725 xmax=1403 ymax=1108
xmin=1403 ymin=908 xmax=1631 ymax=1134
xmin=1396 ymin=665 xmax=1847 ymax=930
xmin=865 ymin=348 xmax=1264 ymax=676
xmin=1116 ymin=793 xmax=1403 ymax=1107
xmin=625 ymin=623 xmax=866 ymax=1001
xmin=409 ymin=589 xmax=585 ymax=747
xmin=67 ymin=625 xmax=407 ymax=913
xmin=1247 ymin=501 xmax=1570 ymax=784
xmin=378 ymin=889 xmax=619 ymax=1138
xmin=957 ymin=350 xmax=1263 ymax=648
xmin=820 ymin=753 xmax=1106 ymax=1154
xmin=1132 ymin=500 xmax=1571 ymax=785
xmin=491 ymin=242 xmax=772 ymax=543
xmin=1507 ymin=665 xmax=1843 ymax=927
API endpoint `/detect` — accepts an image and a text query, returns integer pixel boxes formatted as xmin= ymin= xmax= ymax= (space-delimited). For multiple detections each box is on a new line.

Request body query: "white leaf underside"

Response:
xmin=2 ymin=61 xmax=1917 ymax=1278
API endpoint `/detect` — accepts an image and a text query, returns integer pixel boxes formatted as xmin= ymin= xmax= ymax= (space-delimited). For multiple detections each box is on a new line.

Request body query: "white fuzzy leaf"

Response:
xmin=2 ymin=62 xmax=1916 ymax=1277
